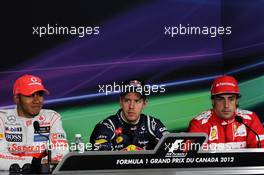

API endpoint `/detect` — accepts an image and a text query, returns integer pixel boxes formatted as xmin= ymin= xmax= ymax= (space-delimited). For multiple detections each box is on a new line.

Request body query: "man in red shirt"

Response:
xmin=188 ymin=75 xmax=264 ymax=149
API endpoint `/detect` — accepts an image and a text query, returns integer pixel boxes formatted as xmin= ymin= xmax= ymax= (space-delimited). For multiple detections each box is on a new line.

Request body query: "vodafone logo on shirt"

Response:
xmin=38 ymin=116 xmax=46 ymax=122
xmin=26 ymin=120 xmax=32 ymax=126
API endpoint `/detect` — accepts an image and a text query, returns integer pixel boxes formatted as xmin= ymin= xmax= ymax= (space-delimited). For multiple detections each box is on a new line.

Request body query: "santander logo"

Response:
xmin=216 ymin=82 xmax=236 ymax=87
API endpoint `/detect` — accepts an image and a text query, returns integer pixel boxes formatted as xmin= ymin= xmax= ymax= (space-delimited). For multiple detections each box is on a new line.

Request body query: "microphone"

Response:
xmin=9 ymin=163 xmax=32 ymax=174
xmin=235 ymin=116 xmax=261 ymax=148
xmin=33 ymin=121 xmax=52 ymax=173
xmin=33 ymin=120 xmax=40 ymax=132
xmin=21 ymin=163 xmax=31 ymax=174
xmin=9 ymin=163 xmax=20 ymax=174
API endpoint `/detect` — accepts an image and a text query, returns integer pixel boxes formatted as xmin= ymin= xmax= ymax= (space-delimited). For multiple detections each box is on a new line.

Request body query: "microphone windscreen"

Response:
xmin=235 ymin=116 xmax=243 ymax=123
xmin=33 ymin=121 xmax=40 ymax=131
xmin=9 ymin=163 xmax=20 ymax=173
xmin=21 ymin=163 xmax=31 ymax=173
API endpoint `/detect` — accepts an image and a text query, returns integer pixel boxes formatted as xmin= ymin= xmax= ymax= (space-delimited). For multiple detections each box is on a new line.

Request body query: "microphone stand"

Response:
xmin=36 ymin=130 xmax=52 ymax=174
xmin=235 ymin=116 xmax=261 ymax=148
xmin=33 ymin=121 xmax=52 ymax=173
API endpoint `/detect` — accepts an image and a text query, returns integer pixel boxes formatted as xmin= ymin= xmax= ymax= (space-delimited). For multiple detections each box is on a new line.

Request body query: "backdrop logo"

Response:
xmin=164 ymin=139 xmax=187 ymax=157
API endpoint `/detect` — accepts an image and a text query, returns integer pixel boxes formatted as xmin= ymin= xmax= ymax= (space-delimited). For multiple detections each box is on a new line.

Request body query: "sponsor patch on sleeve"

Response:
xmin=95 ymin=139 xmax=108 ymax=144
xmin=209 ymin=126 xmax=218 ymax=141
xmin=34 ymin=134 xmax=49 ymax=142
xmin=5 ymin=133 xmax=22 ymax=142
xmin=34 ymin=126 xmax=50 ymax=134
xmin=0 ymin=133 xmax=4 ymax=139
xmin=51 ymin=133 xmax=66 ymax=140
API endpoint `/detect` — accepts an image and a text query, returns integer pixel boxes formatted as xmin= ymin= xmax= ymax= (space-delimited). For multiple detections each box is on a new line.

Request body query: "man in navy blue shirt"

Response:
xmin=90 ymin=79 xmax=168 ymax=151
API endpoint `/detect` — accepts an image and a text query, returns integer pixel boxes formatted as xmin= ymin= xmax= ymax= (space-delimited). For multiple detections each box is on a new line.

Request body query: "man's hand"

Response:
xmin=41 ymin=159 xmax=60 ymax=165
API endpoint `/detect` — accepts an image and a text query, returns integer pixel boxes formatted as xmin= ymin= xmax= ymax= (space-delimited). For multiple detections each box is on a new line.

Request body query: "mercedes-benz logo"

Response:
xmin=7 ymin=115 xmax=16 ymax=123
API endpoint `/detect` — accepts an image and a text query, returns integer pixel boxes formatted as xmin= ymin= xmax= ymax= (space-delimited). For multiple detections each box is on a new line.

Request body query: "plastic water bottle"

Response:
xmin=74 ymin=134 xmax=85 ymax=153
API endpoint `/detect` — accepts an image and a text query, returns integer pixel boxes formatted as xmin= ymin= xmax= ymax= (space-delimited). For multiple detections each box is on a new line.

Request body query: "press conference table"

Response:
xmin=2 ymin=166 xmax=264 ymax=175
xmin=52 ymin=133 xmax=264 ymax=175
xmin=53 ymin=166 xmax=264 ymax=175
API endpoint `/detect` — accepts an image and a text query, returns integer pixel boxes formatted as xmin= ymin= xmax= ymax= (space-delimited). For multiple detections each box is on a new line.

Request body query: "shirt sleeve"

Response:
xmin=148 ymin=117 xmax=169 ymax=141
xmin=90 ymin=120 xmax=115 ymax=151
xmin=0 ymin=117 xmax=31 ymax=170
xmin=188 ymin=119 xmax=206 ymax=133
xmin=246 ymin=113 xmax=264 ymax=148
xmin=49 ymin=112 xmax=69 ymax=162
